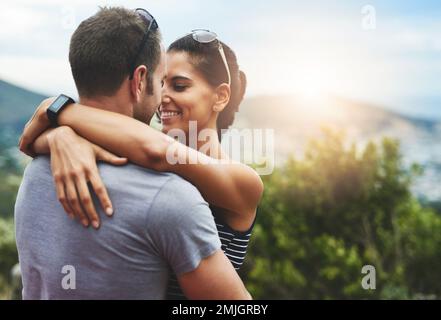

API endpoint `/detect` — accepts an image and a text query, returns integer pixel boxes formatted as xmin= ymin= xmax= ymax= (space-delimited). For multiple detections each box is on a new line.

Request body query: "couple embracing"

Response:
xmin=15 ymin=6 xmax=263 ymax=300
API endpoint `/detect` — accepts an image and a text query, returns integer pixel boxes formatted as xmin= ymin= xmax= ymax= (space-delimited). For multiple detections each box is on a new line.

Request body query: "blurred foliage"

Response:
xmin=0 ymin=139 xmax=22 ymax=299
xmin=240 ymin=128 xmax=441 ymax=299
xmin=0 ymin=170 xmax=21 ymax=220
xmin=0 ymin=218 xmax=18 ymax=299
xmin=1 ymin=128 xmax=440 ymax=299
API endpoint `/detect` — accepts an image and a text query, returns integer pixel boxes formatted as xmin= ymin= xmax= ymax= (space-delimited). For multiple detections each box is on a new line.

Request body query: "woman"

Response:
xmin=20 ymin=30 xmax=263 ymax=299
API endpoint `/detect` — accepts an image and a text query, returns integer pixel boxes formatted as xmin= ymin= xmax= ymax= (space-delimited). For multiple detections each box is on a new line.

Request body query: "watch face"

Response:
xmin=50 ymin=95 xmax=70 ymax=112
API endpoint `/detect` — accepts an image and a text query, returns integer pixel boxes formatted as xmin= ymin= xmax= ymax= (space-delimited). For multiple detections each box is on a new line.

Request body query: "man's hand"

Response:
xmin=19 ymin=97 xmax=55 ymax=157
xmin=47 ymin=126 xmax=127 ymax=229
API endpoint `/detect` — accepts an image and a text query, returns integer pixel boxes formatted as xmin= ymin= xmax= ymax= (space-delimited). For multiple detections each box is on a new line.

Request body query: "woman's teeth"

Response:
xmin=161 ymin=111 xmax=181 ymax=118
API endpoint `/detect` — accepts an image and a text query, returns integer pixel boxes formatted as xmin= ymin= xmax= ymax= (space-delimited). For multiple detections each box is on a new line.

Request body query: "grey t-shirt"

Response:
xmin=14 ymin=156 xmax=221 ymax=300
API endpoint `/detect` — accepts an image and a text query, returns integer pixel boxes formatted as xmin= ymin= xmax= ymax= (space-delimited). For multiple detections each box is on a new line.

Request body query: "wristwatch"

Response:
xmin=46 ymin=94 xmax=75 ymax=127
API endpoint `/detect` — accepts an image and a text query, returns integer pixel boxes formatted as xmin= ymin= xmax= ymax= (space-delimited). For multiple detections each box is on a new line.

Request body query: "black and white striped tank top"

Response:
xmin=166 ymin=213 xmax=256 ymax=300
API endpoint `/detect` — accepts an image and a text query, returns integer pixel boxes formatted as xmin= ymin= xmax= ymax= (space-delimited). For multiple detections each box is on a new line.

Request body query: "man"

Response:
xmin=15 ymin=7 xmax=250 ymax=300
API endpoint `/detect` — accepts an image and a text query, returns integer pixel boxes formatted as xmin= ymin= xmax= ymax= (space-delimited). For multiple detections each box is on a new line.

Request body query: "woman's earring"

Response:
xmin=213 ymin=105 xmax=222 ymax=112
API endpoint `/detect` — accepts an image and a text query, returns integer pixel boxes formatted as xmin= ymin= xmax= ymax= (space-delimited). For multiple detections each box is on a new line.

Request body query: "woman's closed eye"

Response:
xmin=173 ymin=83 xmax=188 ymax=92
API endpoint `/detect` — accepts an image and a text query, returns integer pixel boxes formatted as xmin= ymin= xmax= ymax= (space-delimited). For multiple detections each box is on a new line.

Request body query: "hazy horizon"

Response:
xmin=1 ymin=76 xmax=440 ymax=122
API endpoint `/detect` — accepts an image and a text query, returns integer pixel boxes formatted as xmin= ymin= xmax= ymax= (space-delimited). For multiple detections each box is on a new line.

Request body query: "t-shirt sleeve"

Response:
xmin=146 ymin=175 xmax=222 ymax=276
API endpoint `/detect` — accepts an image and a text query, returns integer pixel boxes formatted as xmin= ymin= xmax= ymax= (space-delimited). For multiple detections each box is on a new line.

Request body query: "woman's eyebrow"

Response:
xmin=170 ymin=75 xmax=192 ymax=82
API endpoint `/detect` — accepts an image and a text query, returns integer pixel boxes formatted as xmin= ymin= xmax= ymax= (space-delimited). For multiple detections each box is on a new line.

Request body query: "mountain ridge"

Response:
xmin=0 ymin=79 xmax=48 ymax=128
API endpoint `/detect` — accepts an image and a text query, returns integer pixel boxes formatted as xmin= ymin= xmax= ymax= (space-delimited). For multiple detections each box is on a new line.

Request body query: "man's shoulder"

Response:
xmin=23 ymin=155 xmax=52 ymax=182
xmin=98 ymin=161 xmax=172 ymax=180
xmin=26 ymin=155 xmax=50 ymax=171
xmin=148 ymin=171 xmax=209 ymax=222
xmin=98 ymin=162 xmax=200 ymax=194
xmin=156 ymin=173 xmax=206 ymax=205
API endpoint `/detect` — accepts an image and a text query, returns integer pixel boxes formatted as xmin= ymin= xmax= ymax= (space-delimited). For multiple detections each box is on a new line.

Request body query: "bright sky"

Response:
xmin=1 ymin=0 xmax=440 ymax=119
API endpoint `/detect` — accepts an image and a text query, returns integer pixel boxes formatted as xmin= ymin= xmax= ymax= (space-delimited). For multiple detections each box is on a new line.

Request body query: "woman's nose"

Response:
xmin=162 ymin=93 xmax=171 ymax=104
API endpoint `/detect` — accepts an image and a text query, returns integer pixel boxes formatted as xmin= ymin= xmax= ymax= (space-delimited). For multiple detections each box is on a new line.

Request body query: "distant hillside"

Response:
xmin=233 ymin=94 xmax=441 ymax=201
xmin=0 ymin=79 xmax=48 ymax=129
xmin=234 ymin=94 xmax=438 ymax=156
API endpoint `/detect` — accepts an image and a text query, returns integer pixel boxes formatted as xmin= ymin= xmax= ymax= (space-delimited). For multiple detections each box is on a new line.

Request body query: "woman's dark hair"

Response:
xmin=167 ymin=34 xmax=247 ymax=139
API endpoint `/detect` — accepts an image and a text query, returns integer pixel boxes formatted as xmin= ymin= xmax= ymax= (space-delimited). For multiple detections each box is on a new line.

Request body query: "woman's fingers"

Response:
xmin=54 ymin=175 xmax=74 ymax=219
xmin=75 ymin=176 xmax=100 ymax=229
xmin=54 ymin=168 xmax=108 ymax=229
xmin=65 ymin=179 xmax=89 ymax=227
xmin=89 ymin=171 xmax=114 ymax=217
xmin=95 ymin=145 xmax=128 ymax=166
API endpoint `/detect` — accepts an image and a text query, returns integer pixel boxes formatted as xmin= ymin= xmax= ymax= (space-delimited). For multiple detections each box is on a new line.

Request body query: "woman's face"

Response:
xmin=160 ymin=51 xmax=218 ymax=135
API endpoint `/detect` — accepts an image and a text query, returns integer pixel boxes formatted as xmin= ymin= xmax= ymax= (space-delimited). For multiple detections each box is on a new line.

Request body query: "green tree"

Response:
xmin=241 ymin=129 xmax=441 ymax=299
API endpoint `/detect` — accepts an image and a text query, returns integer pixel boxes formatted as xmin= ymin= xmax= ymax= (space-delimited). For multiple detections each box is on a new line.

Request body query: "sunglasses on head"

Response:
xmin=187 ymin=29 xmax=231 ymax=86
xmin=128 ymin=8 xmax=158 ymax=80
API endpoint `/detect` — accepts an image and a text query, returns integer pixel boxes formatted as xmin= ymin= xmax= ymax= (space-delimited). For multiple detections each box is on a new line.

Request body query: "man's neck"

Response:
xmin=79 ymin=90 xmax=132 ymax=117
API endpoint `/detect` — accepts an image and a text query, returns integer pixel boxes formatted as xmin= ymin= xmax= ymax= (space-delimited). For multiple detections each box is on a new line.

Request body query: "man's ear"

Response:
xmin=130 ymin=65 xmax=148 ymax=102
xmin=213 ymin=83 xmax=231 ymax=113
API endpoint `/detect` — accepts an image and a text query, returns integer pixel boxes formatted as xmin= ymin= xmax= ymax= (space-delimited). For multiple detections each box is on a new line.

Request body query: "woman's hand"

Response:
xmin=19 ymin=97 xmax=55 ymax=157
xmin=47 ymin=126 xmax=127 ymax=229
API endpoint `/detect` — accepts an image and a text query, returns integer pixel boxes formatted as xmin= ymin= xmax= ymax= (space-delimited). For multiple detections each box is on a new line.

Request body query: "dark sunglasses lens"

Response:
xmin=136 ymin=9 xmax=156 ymax=28
xmin=192 ymin=31 xmax=217 ymax=43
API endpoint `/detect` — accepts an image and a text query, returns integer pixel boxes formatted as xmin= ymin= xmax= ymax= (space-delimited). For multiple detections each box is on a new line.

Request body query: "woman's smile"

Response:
xmin=160 ymin=109 xmax=183 ymax=123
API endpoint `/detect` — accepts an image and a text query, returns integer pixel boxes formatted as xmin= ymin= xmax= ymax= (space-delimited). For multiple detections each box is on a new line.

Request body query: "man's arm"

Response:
xmin=147 ymin=176 xmax=251 ymax=300
xmin=178 ymin=249 xmax=252 ymax=300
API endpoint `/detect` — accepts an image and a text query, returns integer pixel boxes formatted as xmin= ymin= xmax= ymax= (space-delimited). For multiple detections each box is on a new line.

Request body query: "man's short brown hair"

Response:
xmin=69 ymin=7 xmax=161 ymax=98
